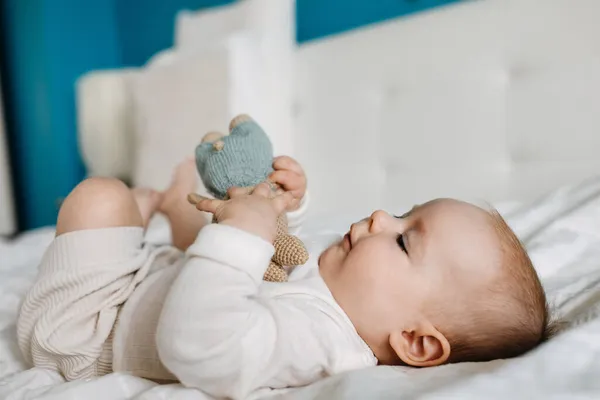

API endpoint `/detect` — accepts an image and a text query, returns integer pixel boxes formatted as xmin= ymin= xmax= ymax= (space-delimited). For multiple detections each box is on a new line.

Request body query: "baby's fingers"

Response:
xmin=270 ymin=170 xmax=304 ymax=198
xmin=187 ymin=193 xmax=223 ymax=214
xmin=273 ymin=156 xmax=303 ymax=175
xmin=253 ymin=182 xmax=272 ymax=198
xmin=194 ymin=197 xmax=224 ymax=214
xmin=272 ymin=191 xmax=295 ymax=214
xmin=187 ymin=193 xmax=205 ymax=205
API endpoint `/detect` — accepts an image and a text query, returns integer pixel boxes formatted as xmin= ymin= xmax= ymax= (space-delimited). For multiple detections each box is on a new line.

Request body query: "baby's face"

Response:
xmin=319 ymin=198 xmax=502 ymax=365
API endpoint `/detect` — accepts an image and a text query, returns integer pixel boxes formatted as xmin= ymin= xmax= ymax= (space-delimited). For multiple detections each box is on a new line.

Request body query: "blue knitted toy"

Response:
xmin=188 ymin=114 xmax=308 ymax=282
xmin=195 ymin=114 xmax=274 ymax=199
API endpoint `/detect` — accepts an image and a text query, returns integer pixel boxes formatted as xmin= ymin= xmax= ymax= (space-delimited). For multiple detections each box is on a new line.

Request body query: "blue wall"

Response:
xmin=115 ymin=0 xmax=235 ymax=66
xmin=297 ymin=0 xmax=460 ymax=42
xmin=1 ymin=0 xmax=122 ymax=231
xmin=1 ymin=0 xmax=460 ymax=231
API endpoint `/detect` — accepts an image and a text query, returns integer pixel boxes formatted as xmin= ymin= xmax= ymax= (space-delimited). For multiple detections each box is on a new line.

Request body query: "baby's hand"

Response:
xmin=269 ymin=156 xmax=307 ymax=211
xmin=194 ymin=182 xmax=294 ymax=243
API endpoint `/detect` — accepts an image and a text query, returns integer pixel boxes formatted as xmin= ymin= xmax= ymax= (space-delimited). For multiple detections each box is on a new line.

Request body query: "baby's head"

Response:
xmin=319 ymin=198 xmax=550 ymax=366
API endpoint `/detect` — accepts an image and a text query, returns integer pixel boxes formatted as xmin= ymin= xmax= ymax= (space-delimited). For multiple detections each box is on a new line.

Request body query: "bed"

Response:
xmin=3 ymin=0 xmax=600 ymax=398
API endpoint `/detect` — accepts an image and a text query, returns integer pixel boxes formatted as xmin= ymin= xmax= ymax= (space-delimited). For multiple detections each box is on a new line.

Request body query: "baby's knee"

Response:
xmin=57 ymin=177 xmax=142 ymax=234
xmin=66 ymin=177 xmax=132 ymax=210
xmin=73 ymin=176 xmax=128 ymax=197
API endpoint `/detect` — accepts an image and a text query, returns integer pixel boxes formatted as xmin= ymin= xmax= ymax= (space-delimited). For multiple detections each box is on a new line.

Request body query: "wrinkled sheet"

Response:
xmin=4 ymin=177 xmax=600 ymax=399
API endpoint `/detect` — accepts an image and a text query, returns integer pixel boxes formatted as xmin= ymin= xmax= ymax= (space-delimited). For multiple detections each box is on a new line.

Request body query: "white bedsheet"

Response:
xmin=3 ymin=178 xmax=600 ymax=399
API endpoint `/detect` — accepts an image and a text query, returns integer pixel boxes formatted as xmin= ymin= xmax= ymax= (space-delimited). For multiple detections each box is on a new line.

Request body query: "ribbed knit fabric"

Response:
xmin=112 ymin=258 xmax=182 ymax=382
xmin=16 ymin=227 xmax=175 ymax=381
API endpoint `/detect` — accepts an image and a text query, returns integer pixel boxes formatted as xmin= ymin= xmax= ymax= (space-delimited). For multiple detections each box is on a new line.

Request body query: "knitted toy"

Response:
xmin=187 ymin=114 xmax=309 ymax=282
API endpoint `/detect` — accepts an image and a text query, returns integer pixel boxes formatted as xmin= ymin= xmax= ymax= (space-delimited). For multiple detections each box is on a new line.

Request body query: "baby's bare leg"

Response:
xmin=56 ymin=177 xmax=162 ymax=236
xmin=159 ymin=159 xmax=209 ymax=251
xmin=131 ymin=188 xmax=164 ymax=229
xmin=56 ymin=178 xmax=140 ymax=235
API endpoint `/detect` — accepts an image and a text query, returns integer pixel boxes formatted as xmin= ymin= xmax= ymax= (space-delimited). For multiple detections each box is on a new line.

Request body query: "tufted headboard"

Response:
xmin=77 ymin=0 xmax=600 ymax=222
xmin=294 ymin=0 xmax=600 ymax=219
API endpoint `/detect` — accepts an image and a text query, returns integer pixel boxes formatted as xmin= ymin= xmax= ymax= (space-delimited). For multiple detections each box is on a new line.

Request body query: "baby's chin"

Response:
xmin=318 ymin=238 xmax=346 ymax=276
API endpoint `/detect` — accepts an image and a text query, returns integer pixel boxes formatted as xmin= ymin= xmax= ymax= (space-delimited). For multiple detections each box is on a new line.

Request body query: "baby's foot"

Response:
xmin=132 ymin=188 xmax=163 ymax=228
xmin=159 ymin=158 xmax=199 ymax=216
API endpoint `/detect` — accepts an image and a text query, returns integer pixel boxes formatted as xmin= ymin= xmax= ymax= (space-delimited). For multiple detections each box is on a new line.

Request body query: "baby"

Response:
xmin=17 ymin=157 xmax=551 ymax=399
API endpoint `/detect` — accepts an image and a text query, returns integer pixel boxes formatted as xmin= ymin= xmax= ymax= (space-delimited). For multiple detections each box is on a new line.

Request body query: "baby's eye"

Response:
xmin=395 ymin=206 xmax=417 ymax=219
xmin=396 ymin=234 xmax=408 ymax=254
xmin=394 ymin=211 xmax=410 ymax=219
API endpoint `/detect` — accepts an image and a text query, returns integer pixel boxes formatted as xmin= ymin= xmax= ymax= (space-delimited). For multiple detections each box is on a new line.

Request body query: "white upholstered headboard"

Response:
xmin=294 ymin=0 xmax=600 ymax=218
xmin=77 ymin=0 xmax=600 ymax=221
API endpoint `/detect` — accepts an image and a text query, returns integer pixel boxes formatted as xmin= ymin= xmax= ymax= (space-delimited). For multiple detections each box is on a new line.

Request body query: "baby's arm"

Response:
xmin=156 ymin=223 xmax=329 ymax=399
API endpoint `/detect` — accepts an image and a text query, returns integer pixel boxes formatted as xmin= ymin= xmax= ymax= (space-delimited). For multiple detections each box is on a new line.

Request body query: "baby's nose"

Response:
xmin=368 ymin=210 xmax=390 ymax=233
xmin=370 ymin=210 xmax=388 ymax=220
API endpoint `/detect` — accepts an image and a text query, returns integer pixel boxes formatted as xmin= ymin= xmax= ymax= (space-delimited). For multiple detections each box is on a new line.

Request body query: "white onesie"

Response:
xmin=17 ymin=194 xmax=377 ymax=399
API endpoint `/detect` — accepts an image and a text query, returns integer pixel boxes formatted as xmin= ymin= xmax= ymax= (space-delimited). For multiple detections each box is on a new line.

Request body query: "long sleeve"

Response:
xmin=156 ymin=223 xmax=341 ymax=399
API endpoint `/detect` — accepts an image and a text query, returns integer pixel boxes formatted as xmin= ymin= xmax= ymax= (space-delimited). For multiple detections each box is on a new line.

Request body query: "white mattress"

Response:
xmin=4 ymin=178 xmax=600 ymax=399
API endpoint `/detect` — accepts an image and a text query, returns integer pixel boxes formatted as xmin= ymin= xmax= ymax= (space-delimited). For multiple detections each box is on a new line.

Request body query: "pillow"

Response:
xmin=174 ymin=0 xmax=295 ymax=50
xmin=175 ymin=0 xmax=296 ymax=157
xmin=131 ymin=34 xmax=270 ymax=191
xmin=131 ymin=0 xmax=296 ymax=191
xmin=174 ymin=3 xmax=246 ymax=48
xmin=77 ymin=69 xmax=139 ymax=181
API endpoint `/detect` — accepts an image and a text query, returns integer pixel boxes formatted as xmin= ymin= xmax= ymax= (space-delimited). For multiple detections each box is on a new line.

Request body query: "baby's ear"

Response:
xmin=389 ymin=324 xmax=450 ymax=367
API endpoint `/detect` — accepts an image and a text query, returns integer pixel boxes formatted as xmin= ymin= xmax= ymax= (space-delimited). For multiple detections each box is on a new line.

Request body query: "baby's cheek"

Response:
xmin=344 ymin=253 xmax=382 ymax=283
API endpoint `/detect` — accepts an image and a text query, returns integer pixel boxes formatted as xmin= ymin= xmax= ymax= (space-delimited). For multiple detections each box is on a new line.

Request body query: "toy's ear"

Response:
xmin=229 ymin=114 xmax=253 ymax=132
xmin=201 ymin=131 xmax=225 ymax=144
xmin=201 ymin=131 xmax=226 ymax=151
